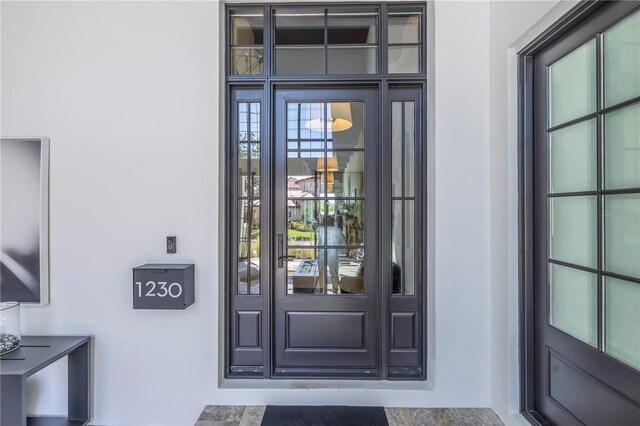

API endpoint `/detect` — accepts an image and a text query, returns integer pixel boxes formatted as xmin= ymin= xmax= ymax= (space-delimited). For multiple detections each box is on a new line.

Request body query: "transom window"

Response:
xmin=228 ymin=4 xmax=424 ymax=76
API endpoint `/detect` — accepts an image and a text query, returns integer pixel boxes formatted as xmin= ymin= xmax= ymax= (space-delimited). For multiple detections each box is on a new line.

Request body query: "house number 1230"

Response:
xmin=135 ymin=281 xmax=183 ymax=298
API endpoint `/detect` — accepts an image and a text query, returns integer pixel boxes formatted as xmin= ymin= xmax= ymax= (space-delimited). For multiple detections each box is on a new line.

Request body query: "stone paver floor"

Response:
xmin=195 ymin=406 xmax=505 ymax=426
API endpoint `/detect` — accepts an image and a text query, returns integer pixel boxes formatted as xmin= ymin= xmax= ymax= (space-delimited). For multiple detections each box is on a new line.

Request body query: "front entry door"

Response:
xmin=273 ymin=88 xmax=379 ymax=377
xmin=530 ymin=2 xmax=640 ymax=424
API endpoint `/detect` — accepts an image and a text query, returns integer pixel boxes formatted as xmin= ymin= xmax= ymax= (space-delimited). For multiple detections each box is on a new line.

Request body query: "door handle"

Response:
xmin=278 ymin=234 xmax=284 ymax=268
xmin=277 ymin=234 xmax=294 ymax=268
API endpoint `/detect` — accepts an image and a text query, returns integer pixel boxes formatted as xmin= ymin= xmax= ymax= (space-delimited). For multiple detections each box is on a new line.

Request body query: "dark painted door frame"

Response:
xmin=272 ymin=87 xmax=381 ymax=378
xmin=518 ymin=0 xmax=640 ymax=424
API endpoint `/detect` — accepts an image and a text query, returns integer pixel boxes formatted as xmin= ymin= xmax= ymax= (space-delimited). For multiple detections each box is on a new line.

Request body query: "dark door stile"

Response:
xmin=522 ymin=1 xmax=640 ymax=425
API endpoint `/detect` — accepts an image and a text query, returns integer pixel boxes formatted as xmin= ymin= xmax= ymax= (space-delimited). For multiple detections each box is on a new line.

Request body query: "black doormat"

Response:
xmin=261 ymin=405 xmax=389 ymax=426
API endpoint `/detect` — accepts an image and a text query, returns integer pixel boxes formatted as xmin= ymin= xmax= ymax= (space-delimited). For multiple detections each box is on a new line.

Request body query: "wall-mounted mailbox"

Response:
xmin=133 ymin=264 xmax=194 ymax=310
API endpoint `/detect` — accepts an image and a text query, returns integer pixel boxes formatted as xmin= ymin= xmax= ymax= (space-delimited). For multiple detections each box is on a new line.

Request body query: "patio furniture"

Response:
xmin=0 ymin=335 xmax=91 ymax=426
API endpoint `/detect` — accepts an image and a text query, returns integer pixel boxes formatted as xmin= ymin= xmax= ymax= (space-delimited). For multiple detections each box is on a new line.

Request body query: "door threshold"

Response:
xmin=273 ymin=367 xmax=378 ymax=379
xmin=219 ymin=377 xmax=434 ymax=391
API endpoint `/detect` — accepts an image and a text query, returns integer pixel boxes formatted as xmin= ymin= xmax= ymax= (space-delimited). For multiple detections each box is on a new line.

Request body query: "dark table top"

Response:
xmin=0 ymin=336 xmax=90 ymax=377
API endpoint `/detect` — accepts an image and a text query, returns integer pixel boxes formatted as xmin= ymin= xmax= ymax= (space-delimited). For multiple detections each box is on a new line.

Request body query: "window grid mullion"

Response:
xmin=596 ymin=32 xmax=604 ymax=352
xmin=401 ymin=101 xmax=406 ymax=295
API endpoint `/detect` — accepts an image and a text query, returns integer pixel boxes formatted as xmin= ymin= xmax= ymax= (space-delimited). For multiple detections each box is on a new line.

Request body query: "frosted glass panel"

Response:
xmin=549 ymin=263 xmax=597 ymax=346
xmin=549 ymin=119 xmax=597 ymax=193
xmin=549 ymin=196 xmax=597 ymax=268
xmin=605 ymin=194 xmax=640 ymax=279
xmin=605 ymin=277 xmax=640 ymax=370
xmin=549 ymin=39 xmax=597 ymax=127
xmin=604 ymin=10 xmax=640 ymax=107
xmin=605 ymin=103 xmax=640 ymax=190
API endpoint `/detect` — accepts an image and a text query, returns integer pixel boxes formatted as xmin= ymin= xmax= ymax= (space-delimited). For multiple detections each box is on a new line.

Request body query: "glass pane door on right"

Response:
xmin=533 ymin=3 xmax=640 ymax=425
xmin=547 ymin=7 xmax=640 ymax=374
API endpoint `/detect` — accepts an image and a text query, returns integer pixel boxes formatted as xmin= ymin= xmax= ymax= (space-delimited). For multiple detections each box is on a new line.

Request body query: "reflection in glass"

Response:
xmin=250 ymin=103 xmax=261 ymax=141
xmin=336 ymin=200 xmax=364 ymax=245
xmin=239 ymin=143 xmax=248 ymax=197
xmin=605 ymin=194 xmax=640 ymax=279
xmin=328 ymin=47 xmax=377 ymax=74
xmin=239 ymin=143 xmax=260 ymax=198
xmin=389 ymin=46 xmax=420 ymax=74
xmin=287 ymin=153 xmax=324 ymax=196
xmin=328 ymin=102 xmax=364 ymax=149
xmin=404 ymin=200 xmax=415 ymax=295
xmin=548 ymin=39 xmax=596 ymax=127
xmin=605 ymin=103 xmax=640 ymax=190
xmin=284 ymin=99 xmax=368 ymax=297
xmin=231 ymin=48 xmax=264 ymax=75
xmin=287 ymin=103 xmax=325 ymax=145
xmin=404 ymin=102 xmax=415 ymax=197
xmin=238 ymin=201 xmax=260 ymax=295
xmin=549 ymin=196 xmax=597 ymax=268
xmin=326 ymin=151 xmax=364 ymax=198
xmin=328 ymin=248 xmax=365 ymax=294
xmin=391 ymin=200 xmax=415 ymax=296
xmin=249 ymin=152 xmax=260 ymax=198
xmin=392 ymin=102 xmax=403 ymax=197
xmin=275 ymin=13 xmax=325 ymax=45
xmin=327 ymin=12 xmax=377 ymax=44
xmin=275 ymin=47 xmax=325 ymax=75
xmin=236 ymin=99 xmax=260 ymax=295
xmin=605 ymin=277 xmax=640 ymax=370
xmin=238 ymin=102 xmax=249 ymax=142
xmin=388 ymin=14 xmax=420 ymax=44
xmin=287 ymin=199 xmax=324 ymax=247
xmin=604 ymin=10 xmax=640 ymax=107
xmin=238 ymin=102 xmax=261 ymax=197
xmin=549 ymin=263 xmax=597 ymax=346
xmin=549 ymin=119 xmax=597 ymax=193
xmin=392 ymin=201 xmax=403 ymax=294
xmin=231 ymin=14 xmax=264 ymax=45
xmin=287 ymin=248 xmax=325 ymax=294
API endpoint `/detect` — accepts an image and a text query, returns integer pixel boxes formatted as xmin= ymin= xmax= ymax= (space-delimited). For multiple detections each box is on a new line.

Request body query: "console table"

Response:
xmin=0 ymin=336 xmax=91 ymax=426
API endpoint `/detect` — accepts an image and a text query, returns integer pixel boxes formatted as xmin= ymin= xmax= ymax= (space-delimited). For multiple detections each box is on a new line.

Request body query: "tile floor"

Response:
xmin=195 ymin=406 xmax=505 ymax=426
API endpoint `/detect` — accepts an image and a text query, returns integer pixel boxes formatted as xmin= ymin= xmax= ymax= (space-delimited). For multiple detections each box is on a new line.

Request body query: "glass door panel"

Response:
xmin=604 ymin=10 xmax=640 ymax=107
xmin=548 ymin=39 xmax=596 ymax=127
xmin=605 ymin=277 xmax=640 ymax=370
xmin=284 ymin=100 xmax=366 ymax=296
xmin=604 ymin=103 xmax=640 ymax=190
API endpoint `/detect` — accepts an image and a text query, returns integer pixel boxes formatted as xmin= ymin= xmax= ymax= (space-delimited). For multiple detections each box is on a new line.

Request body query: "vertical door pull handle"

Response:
xmin=277 ymin=234 xmax=293 ymax=268
xmin=277 ymin=234 xmax=284 ymax=268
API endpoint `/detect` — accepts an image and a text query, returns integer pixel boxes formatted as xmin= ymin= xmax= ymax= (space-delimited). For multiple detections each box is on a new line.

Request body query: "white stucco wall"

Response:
xmin=486 ymin=1 xmax=576 ymax=424
xmin=0 ymin=1 xmax=573 ymax=424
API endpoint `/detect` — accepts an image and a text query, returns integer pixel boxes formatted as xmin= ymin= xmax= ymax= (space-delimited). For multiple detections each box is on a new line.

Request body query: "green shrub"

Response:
xmin=289 ymin=221 xmax=307 ymax=232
